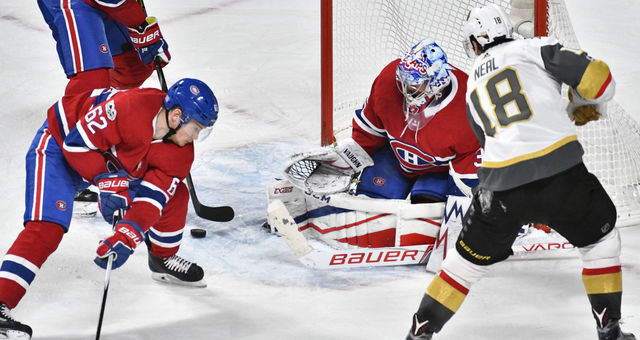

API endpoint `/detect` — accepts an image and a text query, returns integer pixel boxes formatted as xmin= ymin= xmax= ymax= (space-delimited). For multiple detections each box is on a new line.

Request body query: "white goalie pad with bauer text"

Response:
xmin=266 ymin=179 xmax=443 ymax=269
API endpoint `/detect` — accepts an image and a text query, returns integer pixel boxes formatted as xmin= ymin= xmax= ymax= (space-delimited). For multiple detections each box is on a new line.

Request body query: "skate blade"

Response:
xmin=151 ymin=273 xmax=207 ymax=288
xmin=0 ymin=329 xmax=31 ymax=339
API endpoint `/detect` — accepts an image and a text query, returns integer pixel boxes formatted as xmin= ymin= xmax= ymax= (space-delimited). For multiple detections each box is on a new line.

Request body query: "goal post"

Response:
xmin=320 ymin=0 xmax=640 ymax=227
xmin=320 ymin=0 xmax=334 ymax=146
xmin=533 ymin=0 xmax=548 ymax=37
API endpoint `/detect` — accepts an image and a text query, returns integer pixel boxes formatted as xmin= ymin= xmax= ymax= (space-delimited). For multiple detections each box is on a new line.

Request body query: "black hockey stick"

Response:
xmin=95 ymin=210 xmax=122 ymax=340
xmin=137 ymin=0 xmax=234 ymax=222
xmin=95 ymin=254 xmax=112 ymax=340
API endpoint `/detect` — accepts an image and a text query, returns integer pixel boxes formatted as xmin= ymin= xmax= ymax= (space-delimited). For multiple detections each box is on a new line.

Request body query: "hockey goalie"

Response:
xmin=266 ymin=39 xmax=481 ymax=270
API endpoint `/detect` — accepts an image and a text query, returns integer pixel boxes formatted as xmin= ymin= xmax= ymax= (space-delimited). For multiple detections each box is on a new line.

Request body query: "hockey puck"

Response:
xmin=190 ymin=228 xmax=207 ymax=238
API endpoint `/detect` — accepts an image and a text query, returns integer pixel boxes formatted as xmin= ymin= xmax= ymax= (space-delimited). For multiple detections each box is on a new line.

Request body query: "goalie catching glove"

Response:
xmin=284 ymin=138 xmax=374 ymax=194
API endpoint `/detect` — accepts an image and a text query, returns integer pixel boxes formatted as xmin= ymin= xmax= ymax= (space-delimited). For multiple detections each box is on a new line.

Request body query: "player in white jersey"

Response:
xmin=405 ymin=4 xmax=635 ymax=340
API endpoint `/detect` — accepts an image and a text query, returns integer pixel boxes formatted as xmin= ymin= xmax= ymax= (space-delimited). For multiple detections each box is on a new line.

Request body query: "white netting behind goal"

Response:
xmin=331 ymin=0 xmax=640 ymax=226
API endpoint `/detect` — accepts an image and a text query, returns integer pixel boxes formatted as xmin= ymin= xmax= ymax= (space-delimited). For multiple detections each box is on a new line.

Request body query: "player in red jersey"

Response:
xmin=0 ymin=78 xmax=217 ymax=338
xmin=38 ymin=0 xmax=170 ymax=95
xmin=267 ymin=39 xmax=481 ymax=261
xmin=38 ymin=0 xmax=172 ymax=208
xmin=352 ymin=38 xmax=480 ymax=203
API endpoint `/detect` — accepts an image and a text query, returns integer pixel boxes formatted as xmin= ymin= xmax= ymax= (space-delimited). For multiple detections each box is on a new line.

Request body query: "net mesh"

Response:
xmin=331 ymin=0 xmax=640 ymax=226
xmin=288 ymin=159 xmax=319 ymax=181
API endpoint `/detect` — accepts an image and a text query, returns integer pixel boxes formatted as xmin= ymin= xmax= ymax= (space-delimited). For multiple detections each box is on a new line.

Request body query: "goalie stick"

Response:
xmin=267 ymin=200 xmax=433 ymax=269
xmin=138 ymin=0 xmax=234 ymax=222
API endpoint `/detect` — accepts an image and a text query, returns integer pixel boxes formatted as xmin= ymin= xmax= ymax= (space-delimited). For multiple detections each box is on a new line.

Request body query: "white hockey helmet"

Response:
xmin=463 ymin=3 xmax=514 ymax=57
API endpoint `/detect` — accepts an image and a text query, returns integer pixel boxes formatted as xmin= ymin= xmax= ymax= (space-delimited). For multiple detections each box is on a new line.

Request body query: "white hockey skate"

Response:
xmin=0 ymin=303 xmax=32 ymax=339
xmin=148 ymin=253 xmax=206 ymax=288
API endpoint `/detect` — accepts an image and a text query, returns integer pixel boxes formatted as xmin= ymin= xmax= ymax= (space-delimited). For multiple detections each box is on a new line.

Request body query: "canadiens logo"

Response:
xmin=390 ymin=140 xmax=449 ymax=172
xmin=373 ymin=177 xmax=386 ymax=186
xmin=190 ymin=85 xmax=200 ymax=95
xmin=99 ymin=44 xmax=109 ymax=53
xmin=56 ymin=200 xmax=67 ymax=211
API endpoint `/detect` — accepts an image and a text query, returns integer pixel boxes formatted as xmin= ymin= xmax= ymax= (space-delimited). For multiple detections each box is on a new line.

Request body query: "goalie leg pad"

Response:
xmin=266 ymin=179 xmax=309 ymax=233
xmin=355 ymin=147 xmax=412 ymax=199
xmin=426 ymin=195 xmax=471 ymax=273
xmin=298 ymin=198 xmax=442 ymax=249
xmin=299 ymin=210 xmax=395 ymax=248
xmin=410 ymin=172 xmax=449 ymax=202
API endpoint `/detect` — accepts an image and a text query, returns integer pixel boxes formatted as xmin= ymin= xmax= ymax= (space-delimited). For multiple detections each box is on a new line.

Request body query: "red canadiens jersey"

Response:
xmin=352 ymin=59 xmax=481 ymax=178
xmin=48 ymin=87 xmax=167 ymax=181
xmin=124 ymin=140 xmax=194 ymax=231
xmin=47 ymin=87 xmax=194 ymax=231
xmin=81 ymin=0 xmax=146 ymax=28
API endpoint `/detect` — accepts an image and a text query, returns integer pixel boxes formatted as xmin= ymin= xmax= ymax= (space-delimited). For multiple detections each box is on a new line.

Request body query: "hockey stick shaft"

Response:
xmin=95 ymin=210 xmax=122 ymax=340
xmin=136 ymin=0 xmax=234 ymax=222
xmin=95 ymin=255 xmax=113 ymax=340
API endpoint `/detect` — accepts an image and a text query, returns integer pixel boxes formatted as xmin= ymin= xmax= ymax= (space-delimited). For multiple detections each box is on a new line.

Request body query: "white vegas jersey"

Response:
xmin=465 ymin=37 xmax=614 ymax=191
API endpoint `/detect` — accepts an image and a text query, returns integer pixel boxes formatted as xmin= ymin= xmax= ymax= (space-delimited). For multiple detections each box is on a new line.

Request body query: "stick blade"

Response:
xmin=194 ymin=204 xmax=235 ymax=222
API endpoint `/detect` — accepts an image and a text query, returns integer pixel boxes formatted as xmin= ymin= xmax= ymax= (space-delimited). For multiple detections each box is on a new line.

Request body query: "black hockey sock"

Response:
xmin=414 ymin=271 xmax=468 ymax=333
xmin=582 ymin=266 xmax=623 ymax=328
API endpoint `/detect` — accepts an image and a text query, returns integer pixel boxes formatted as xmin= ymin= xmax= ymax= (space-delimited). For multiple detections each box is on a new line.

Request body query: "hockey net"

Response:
xmin=322 ymin=0 xmax=640 ymax=227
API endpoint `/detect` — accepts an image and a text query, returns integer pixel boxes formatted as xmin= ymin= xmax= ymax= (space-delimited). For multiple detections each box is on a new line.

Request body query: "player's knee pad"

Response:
xmin=579 ymin=228 xmax=621 ymax=268
xmin=356 ymin=147 xmax=412 ymax=199
xmin=440 ymin=247 xmax=490 ymax=288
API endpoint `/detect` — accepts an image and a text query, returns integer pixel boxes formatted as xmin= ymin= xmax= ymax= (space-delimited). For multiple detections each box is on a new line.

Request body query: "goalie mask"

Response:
xmin=396 ymin=39 xmax=451 ymax=131
xmin=463 ymin=4 xmax=514 ymax=58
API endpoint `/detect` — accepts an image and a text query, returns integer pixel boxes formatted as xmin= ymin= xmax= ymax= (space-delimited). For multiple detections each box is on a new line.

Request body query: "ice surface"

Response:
xmin=0 ymin=1 xmax=638 ymax=339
